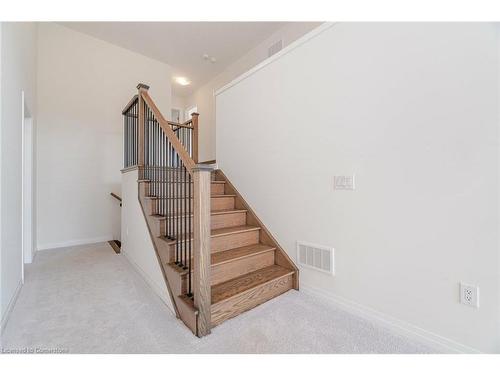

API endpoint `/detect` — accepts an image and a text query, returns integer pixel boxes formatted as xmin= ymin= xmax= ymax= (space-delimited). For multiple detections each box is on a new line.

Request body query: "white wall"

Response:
xmin=172 ymin=96 xmax=186 ymax=111
xmin=0 ymin=21 xmax=3 ymax=325
xmin=0 ymin=22 xmax=38 ymax=327
xmin=121 ymin=169 xmax=174 ymax=313
xmin=36 ymin=23 xmax=172 ymax=250
xmin=185 ymin=22 xmax=321 ymax=162
xmin=216 ymin=23 xmax=499 ymax=353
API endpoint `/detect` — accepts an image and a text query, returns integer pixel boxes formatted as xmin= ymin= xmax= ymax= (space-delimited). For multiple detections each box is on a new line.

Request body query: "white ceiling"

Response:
xmin=60 ymin=22 xmax=287 ymax=97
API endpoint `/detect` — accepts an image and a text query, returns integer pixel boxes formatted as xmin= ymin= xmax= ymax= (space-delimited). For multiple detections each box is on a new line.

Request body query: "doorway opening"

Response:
xmin=22 ymin=91 xmax=35 ymax=280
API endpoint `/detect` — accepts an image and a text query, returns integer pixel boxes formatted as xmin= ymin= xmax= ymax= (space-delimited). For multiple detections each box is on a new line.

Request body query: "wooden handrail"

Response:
xmin=122 ymin=115 xmax=193 ymax=131
xmin=126 ymin=83 xmax=209 ymax=337
xmin=140 ymin=90 xmax=196 ymax=172
xmin=168 ymin=119 xmax=194 ymax=129
xmin=110 ymin=192 xmax=122 ymax=202
xmin=121 ymin=94 xmax=138 ymax=114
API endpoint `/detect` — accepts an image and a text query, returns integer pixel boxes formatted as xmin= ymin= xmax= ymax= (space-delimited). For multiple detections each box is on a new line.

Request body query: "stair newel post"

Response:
xmin=137 ymin=83 xmax=149 ymax=177
xmin=192 ymin=164 xmax=213 ymax=337
xmin=191 ymin=112 xmax=199 ymax=164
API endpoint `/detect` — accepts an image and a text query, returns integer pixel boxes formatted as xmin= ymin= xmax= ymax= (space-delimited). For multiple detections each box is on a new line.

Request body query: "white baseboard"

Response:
xmin=1 ymin=280 xmax=23 ymax=334
xmin=301 ymin=283 xmax=482 ymax=354
xmin=37 ymin=235 xmax=114 ymax=251
xmin=121 ymin=250 xmax=175 ymax=315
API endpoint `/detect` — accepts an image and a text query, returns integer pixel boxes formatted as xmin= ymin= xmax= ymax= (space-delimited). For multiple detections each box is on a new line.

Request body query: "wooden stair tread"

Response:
xmin=212 ymin=244 xmax=275 ymax=265
xmin=168 ymin=244 xmax=275 ymax=275
xmin=152 ymin=208 xmax=246 ymax=220
xmin=211 ymin=265 xmax=293 ymax=304
xmin=138 ymin=179 xmax=225 ymax=184
xmin=144 ymin=194 xmax=234 ymax=200
xmin=159 ymin=225 xmax=260 ymax=244
xmin=211 ymin=208 xmax=247 ymax=215
xmin=211 ymin=225 xmax=259 ymax=237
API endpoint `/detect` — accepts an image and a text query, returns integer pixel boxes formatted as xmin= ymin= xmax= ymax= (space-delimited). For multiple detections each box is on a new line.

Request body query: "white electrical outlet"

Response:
xmin=460 ymin=283 xmax=479 ymax=308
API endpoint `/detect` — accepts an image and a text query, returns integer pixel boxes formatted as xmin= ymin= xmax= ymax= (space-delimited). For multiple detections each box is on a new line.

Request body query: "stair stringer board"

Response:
xmin=214 ymin=169 xmax=299 ymax=290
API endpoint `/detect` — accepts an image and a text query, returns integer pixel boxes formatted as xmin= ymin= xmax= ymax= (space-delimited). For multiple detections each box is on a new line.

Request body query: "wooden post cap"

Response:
xmin=192 ymin=164 xmax=214 ymax=172
xmin=137 ymin=83 xmax=150 ymax=90
xmin=191 ymin=112 xmax=200 ymax=117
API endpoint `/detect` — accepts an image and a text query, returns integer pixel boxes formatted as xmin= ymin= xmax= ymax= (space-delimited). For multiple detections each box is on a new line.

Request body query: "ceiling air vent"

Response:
xmin=268 ymin=40 xmax=283 ymax=57
xmin=297 ymin=241 xmax=334 ymax=275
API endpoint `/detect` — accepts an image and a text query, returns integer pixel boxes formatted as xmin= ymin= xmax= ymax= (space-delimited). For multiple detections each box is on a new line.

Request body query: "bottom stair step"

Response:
xmin=180 ymin=265 xmax=294 ymax=327
xmin=210 ymin=265 xmax=294 ymax=326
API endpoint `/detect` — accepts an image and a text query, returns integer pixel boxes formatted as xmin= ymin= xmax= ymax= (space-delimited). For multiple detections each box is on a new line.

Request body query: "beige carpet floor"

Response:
xmin=1 ymin=242 xmax=436 ymax=354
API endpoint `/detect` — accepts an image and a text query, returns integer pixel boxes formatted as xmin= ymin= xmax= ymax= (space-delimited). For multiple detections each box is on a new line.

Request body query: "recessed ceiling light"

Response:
xmin=175 ymin=77 xmax=191 ymax=86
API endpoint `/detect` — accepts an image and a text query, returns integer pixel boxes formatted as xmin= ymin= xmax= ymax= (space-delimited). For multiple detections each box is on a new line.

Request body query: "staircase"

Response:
xmin=122 ymin=84 xmax=298 ymax=337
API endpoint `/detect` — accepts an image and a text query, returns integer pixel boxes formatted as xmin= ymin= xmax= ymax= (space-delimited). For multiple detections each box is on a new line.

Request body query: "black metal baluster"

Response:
xmin=146 ymin=103 xmax=149 ymax=178
xmin=158 ymin=121 xmax=160 ymax=209
xmin=131 ymin=106 xmax=133 ymax=165
xmin=155 ymin=117 xmax=160 ymax=200
xmin=155 ymin=113 xmax=157 ymax=198
xmin=168 ymin=140 xmax=172 ymax=241
xmin=162 ymin=130 xmax=164 ymax=217
xmin=188 ymin=172 xmax=192 ymax=297
xmin=178 ymin=156 xmax=182 ymax=267
xmin=144 ymin=103 xmax=148 ymax=179
xmin=152 ymin=109 xmax=155 ymax=191
xmin=147 ymin=103 xmax=149 ymax=179
xmin=130 ymin=104 xmax=133 ymax=166
xmin=128 ymin=105 xmax=130 ymax=167
xmin=179 ymin=159 xmax=183 ymax=269
xmin=154 ymin=111 xmax=156 ymax=190
xmin=154 ymin=111 xmax=156 ymax=195
xmin=171 ymin=143 xmax=175 ymax=245
xmin=166 ymin=134 xmax=168 ymax=218
xmin=159 ymin=122 xmax=162 ymax=214
xmin=158 ymin=121 xmax=160 ymax=201
xmin=124 ymin=110 xmax=127 ymax=167
xmin=132 ymin=102 xmax=137 ymax=165
xmin=178 ymin=148 xmax=182 ymax=266
xmin=173 ymin=145 xmax=176 ymax=246
xmin=128 ymin=109 xmax=131 ymax=166
xmin=124 ymin=110 xmax=126 ymax=167
xmin=161 ymin=131 xmax=164 ymax=217
xmin=131 ymin=102 xmax=134 ymax=165
xmin=134 ymin=101 xmax=137 ymax=165
xmin=136 ymin=101 xmax=138 ymax=165
xmin=127 ymin=110 xmax=130 ymax=167
xmin=158 ymin=118 xmax=161 ymax=212
xmin=163 ymin=132 xmax=166 ymax=217
xmin=183 ymin=164 xmax=187 ymax=270
xmin=133 ymin=104 xmax=135 ymax=164
xmin=167 ymin=139 xmax=171 ymax=240
xmin=161 ymin=130 xmax=164 ymax=216
xmin=152 ymin=109 xmax=155 ymax=197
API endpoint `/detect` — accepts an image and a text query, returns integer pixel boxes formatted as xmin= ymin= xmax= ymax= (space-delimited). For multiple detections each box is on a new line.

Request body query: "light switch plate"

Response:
xmin=334 ymin=175 xmax=355 ymax=190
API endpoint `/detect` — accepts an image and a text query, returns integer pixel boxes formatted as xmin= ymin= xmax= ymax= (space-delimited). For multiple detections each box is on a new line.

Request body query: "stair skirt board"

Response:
xmin=136 ymin=167 xmax=298 ymax=335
